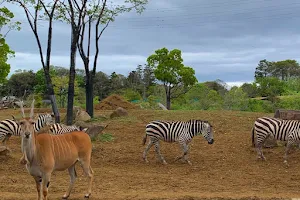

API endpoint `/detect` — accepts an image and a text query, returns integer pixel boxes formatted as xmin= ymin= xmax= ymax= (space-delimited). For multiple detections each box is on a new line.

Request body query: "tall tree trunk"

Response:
xmin=66 ymin=35 xmax=77 ymax=125
xmin=166 ymin=86 xmax=171 ymax=110
xmin=85 ymin=73 xmax=94 ymax=118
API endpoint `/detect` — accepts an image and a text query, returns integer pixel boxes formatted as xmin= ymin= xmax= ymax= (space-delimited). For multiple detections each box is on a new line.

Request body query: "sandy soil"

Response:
xmin=0 ymin=109 xmax=300 ymax=200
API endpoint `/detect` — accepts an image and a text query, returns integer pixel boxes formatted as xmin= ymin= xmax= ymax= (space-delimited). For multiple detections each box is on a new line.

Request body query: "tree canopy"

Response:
xmin=147 ymin=47 xmax=197 ymax=109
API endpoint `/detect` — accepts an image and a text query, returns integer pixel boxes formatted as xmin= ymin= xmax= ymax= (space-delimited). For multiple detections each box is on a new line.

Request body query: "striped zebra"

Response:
xmin=0 ymin=113 xmax=54 ymax=147
xmin=252 ymin=117 xmax=300 ymax=162
xmin=49 ymin=123 xmax=87 ymax=134
xmin=142 ymin=119 xmax=214 ymax=165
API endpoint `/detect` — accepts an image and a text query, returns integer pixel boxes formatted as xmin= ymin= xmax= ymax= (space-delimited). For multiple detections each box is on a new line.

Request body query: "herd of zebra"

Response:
xmin=1 ymin=110 xmax=300 ymax=165
xmin=0 ymin=113 xmax=88 ymax=149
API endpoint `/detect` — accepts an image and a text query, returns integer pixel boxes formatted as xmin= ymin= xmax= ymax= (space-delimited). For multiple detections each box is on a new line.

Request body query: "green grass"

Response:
xmin=99 ymin=133 xmax=114 ymax=142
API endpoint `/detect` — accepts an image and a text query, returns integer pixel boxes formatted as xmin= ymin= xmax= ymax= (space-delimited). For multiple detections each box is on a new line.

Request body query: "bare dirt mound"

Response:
xmin=95 ymin=94 xmax=139 ymax=110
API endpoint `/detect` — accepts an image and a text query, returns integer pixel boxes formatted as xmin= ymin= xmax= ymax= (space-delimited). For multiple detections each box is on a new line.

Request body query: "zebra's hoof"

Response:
xmin=62 ymin=195 xmax=69 ymax=199
xmin=162 ymin=161 xmax=168 ymax=165
xmin=84 ymin=194 xmax=90 ymax=199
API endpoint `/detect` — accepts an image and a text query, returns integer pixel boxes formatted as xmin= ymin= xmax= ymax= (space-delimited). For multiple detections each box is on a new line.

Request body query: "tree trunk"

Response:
xmin=44 ymin=69 xmax=60 ymax=122
xmin=66 ymin=36 xmax=77 ymax=125
xmin=166 ymin=86 xmax=171 ymax=110
xmin=85 ymin=73 xmax=94 ymax=118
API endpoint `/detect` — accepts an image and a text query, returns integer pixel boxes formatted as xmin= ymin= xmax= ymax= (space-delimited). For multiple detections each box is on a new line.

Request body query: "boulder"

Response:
xmin=110 ymin=107 xmax=128 ymax=119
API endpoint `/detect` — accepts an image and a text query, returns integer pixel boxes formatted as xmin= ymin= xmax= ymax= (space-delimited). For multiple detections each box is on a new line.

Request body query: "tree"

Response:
xmin=204 ymin=79 xmax=228 ymax=96
xmin=271 ymin=59 xmax=300 ymax=81
xmin=255 ymin=59 xmax=273 ymax=79
xmin=56 ymin=0 xmax=148 ymax=122
xmin=147 ymin=47 xmax=197 ymax=110
xmin=256 ymin=77 xmax=285 ymax=101
xmin=241 ymin=83 xmax=258 ymax=98
xmin=94 ymin=71 xmax=110 ymax=100
xmin=10 ymin=0 xmax=60 ymax=122
xmin=7 ymin=70 xmax=36 ymax=97
xmin=0 ymin=4 xmax=20 ymax=83
xmin=223 ymin=86 xmax=249 ymax=111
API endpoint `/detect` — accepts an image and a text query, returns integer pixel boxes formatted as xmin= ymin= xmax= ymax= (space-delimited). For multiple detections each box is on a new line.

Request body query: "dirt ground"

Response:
xmin=1 ymin=109 xmax=300 ymax=200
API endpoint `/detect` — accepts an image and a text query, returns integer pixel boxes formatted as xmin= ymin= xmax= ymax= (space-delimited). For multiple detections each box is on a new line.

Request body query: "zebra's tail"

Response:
xmin=251 ymin=127 xmax=255 ymax=147
xmin=142 ymin=134 xmax=147 ymax=145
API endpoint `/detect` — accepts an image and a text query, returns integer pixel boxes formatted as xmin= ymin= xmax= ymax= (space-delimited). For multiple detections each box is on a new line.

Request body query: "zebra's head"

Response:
xmin=200 ymin=121 xmax=214 ymax=144
xmin=43 ymin=113 xmax=55 ymax=126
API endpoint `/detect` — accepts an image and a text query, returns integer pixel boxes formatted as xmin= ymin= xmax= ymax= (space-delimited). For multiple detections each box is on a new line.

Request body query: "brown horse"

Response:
xmin=17 ymin=99 xmax=93 ymax=200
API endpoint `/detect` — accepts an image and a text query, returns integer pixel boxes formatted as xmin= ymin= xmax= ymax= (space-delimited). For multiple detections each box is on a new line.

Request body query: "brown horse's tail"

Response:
xmin=142 ymin=134 xmax=147 ymax=145
xmin=251 ymin=127 xmax=255 ymax=147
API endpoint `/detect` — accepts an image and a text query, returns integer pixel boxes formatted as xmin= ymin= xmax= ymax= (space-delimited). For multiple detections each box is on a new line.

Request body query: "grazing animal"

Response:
xmin=0 ymin=113 xmax=54 ymax=148
xmin=252 ymin=117 xmax=300 ymax=162
xmin=142 ymin=119 xmax=214 ymax=165
xmin=49 ymin=123 xmax=87 ymax=135
xmin=17 ymin=100 xmax=93 ymax=200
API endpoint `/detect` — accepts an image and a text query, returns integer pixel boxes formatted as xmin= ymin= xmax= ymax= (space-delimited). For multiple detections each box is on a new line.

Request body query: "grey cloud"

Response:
xmin=4 ymin=0 xmax=300 ymax=85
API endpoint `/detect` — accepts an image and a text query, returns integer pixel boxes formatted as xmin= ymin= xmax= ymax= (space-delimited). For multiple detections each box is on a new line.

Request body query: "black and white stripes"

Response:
xmin=252 ymin=117 xmax=300 ymax=162
xmin=142 ymin=119 xmax=214 ymax=165
xmin=49 ymin=123 xmax=83 ymax=134
xmin=0 ymin=113 xmax=54 ymax=147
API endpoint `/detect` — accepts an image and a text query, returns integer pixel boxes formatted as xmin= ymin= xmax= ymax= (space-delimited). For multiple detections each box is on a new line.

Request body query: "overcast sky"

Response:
xmin=4 ymin=0 xmax=300 ymax=87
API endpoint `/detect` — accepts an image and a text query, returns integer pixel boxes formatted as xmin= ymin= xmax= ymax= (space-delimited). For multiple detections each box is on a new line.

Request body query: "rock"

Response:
xmin=85 ymin=125 xmax=107 ymax=140
xmin=110 ymin=107 xmax=128 ymax=119
xmin=75 ymin=107 xmax=91 ymax=122
xmin=0 ymin=146 xmax=11 ymax=156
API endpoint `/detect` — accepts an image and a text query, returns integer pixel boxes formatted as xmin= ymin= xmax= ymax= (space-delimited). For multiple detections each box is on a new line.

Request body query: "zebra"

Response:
xmin=49 ymin=123 xmax=88 ymax=134
xmin=142 ymin=119 xmax=214 ymax=165
xmin=252 ymin=117 xmax=300 ymax=162
xmin=284 ymin=128 xmax=300 ymax=164
xmin=0 ymin=113 xmax=54 ymax=147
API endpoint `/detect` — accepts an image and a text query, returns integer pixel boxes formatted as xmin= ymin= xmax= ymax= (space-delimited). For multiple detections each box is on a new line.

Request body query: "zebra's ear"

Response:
xmin=11 ymin=115 xmax=16 ymax=121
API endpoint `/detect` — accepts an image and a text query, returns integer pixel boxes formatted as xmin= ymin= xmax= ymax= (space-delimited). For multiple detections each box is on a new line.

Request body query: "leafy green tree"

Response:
xmin=94 ymin=71 xmax=110 ymax=100
xmin=223 ymin=86 xmax=249 ymax=111
xmin=241 ymin=83 xmax=258 ymax=98
xmin=7 ymin=70 xmax=36 ymax=97
xmin=185 ymin=83 xmax=223 ymax=110
xmin=255 ymin=59 xmax=273 ymax=79
xmin=35 ymin=67 xmax=56 ymax=94
xmin=147 ymin=47 xmax=197 ymax=109
xmin=109 ymin=72 xmax=126 ymax=93
xmin=271 ymin=59 xmax=300 ymax=81
xmin=0 ymin=5 xmax=20 ymax=83
xmin=256 ymin=77 xmax=285 ymax=101
xmin=204 ymin=79 xmax=228 ymax=97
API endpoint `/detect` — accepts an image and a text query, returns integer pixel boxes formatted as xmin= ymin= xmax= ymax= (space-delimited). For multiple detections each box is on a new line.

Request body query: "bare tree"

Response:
xmin=10 ymin=0 xmax=60 ymax=122
xmin=57 ymin=0 xmax=148 ymax=119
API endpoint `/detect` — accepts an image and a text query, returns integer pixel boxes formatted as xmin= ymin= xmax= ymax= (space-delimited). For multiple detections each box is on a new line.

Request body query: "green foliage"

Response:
xmin=123 ymin=88 xmax=142 ymax=102
xmin=7 ymin=70 xmax=36 ymax=97
xmin=241 ymin=83 xmax=258 ymax=98
xmin=247 ymin=99 xmax=274 ymax=113
xmin=99 ymin=133 xmax=114 ymax=142
xmin=34 ymin=67 xmax=56 ymax=94
xmin=147 ymin=47 xmax=197 ymax=109
xmin=223 ymin=87 xmax=249 ymax=111
xmin=256 ymin=77 xmax=285 ymax=98
xmin=0 ymin=6 xmax=21 ymax=83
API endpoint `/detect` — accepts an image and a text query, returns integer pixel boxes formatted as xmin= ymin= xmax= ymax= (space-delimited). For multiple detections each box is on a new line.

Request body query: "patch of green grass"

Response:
xmin=99 ymin=133 xmax=114 ymax=142
xmin=87 ymin=116 xmax=108 ymax=122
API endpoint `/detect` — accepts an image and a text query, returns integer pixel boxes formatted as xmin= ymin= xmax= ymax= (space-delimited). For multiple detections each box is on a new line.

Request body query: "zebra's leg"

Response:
xmin=256 ymin=134 xmax=267 ymax=161
xmin=142 ymin=139 xmax=154 ymax=163
xmin=175 ymin=142 xmax=192 ymax=165
xmin=154 ymin=141 xmax=167 ymax=165
xmin=284 ymin=140 xmax=294 ymax=165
